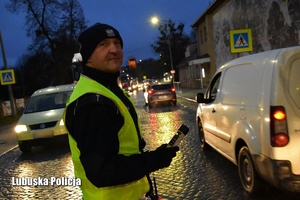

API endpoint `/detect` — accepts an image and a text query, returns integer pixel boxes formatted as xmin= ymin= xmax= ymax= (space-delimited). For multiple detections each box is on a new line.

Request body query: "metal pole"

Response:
xmin=166 ymin=31 xmax=173 ymax=70
xmin=165 ymin=21 xmax=174 ymax=86
xmin=0 ymin=29 xmax=17 ymax=116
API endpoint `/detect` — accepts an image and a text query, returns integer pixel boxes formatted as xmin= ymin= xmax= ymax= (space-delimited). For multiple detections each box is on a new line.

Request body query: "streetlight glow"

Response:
xmin=151 ymin=16 xmax=159 ymax=25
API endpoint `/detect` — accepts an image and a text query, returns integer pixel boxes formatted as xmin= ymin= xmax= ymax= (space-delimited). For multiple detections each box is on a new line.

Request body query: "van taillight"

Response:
xmin=270 ymin=106 xmax=289 ymax=147
xmin=170 ymin=88 xmax=176 ymax=93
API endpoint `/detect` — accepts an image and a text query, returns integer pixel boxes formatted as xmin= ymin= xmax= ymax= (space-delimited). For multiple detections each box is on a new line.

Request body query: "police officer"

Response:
xmin=64 ymin=23 xmax=179 ymax=200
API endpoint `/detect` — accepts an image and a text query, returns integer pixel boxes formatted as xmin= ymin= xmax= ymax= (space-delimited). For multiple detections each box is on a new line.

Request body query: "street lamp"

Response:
xmin=150 ymin=16 xmax=175 ymax=86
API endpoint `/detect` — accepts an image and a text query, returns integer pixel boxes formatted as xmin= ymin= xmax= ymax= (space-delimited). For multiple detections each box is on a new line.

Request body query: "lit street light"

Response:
xmin=150 ymin=16 xmax=175 ymax=86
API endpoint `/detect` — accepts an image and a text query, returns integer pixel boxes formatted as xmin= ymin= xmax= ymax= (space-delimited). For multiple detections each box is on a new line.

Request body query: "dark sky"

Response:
xmin=0 ymin=0 xmax=211 ymax=67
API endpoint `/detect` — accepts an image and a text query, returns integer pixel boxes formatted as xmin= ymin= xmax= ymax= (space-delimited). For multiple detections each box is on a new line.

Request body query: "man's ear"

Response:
xmin=86 ymin=59 xmax=92 ymax=67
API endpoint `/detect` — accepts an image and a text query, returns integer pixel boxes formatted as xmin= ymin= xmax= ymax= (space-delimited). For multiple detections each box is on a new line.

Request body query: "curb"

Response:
xmin=0 ymin=145 xmax=18 ymax=157
xmin=177 ymin=95 xmax=197 ymax=103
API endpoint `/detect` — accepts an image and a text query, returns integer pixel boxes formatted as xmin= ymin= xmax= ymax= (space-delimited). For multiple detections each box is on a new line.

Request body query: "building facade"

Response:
xmin=178 ymin=0 xmax=300 ymax=88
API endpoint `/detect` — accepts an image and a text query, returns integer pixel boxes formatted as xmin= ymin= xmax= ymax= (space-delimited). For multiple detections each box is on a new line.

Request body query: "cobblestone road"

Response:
xmin=0 ymin=91 xmax=299 ymax=199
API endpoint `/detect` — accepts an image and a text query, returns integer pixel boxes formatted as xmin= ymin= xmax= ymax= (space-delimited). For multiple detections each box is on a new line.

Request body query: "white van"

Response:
xmin=196 ymin=46 xmax=300 ymax=194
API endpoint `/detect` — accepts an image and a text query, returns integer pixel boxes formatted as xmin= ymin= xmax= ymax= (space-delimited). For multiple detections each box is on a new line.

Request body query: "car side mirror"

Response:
xmin=196 ymin=93 xmax=212 ymax=103
xmin=196 ymin=93 xmax=205 ymax=103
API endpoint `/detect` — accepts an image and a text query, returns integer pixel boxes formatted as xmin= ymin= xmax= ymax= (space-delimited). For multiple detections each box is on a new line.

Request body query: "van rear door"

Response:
xmin=271 ymin=47 xmax=300 ymax=174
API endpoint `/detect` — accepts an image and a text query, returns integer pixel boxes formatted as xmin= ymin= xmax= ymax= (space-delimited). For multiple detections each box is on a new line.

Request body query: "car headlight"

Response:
xmin=59 ymin=119 xmax=65 ymax=126
xmin=15 ymin=125 xmax=27 ymax=133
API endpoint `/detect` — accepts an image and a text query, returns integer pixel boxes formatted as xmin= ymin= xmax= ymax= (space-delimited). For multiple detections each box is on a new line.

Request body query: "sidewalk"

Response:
xmin=0 ymin=124 xmax=14 ymax=131
xmin=0 ymin=123 xmax=17 ymax=156
xmin=176 ymin=87 xmax=207 ymax=102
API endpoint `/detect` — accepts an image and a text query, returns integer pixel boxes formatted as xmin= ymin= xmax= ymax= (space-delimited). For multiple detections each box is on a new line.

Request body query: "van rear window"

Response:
xmin=151 ymin=84 xmax=171 ymax=90
xmin=289 ymin=59 xmax=300 ymax=109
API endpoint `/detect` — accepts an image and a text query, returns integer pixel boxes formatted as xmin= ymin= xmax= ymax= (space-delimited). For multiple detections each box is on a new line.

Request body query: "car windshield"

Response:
xmin=24 ymin=91 xmax=72 ymax=114
xmin=151 ymin=84 xmax=171 ymax=90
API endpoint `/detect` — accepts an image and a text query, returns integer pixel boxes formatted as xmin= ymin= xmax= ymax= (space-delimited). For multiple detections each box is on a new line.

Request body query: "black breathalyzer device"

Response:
xmin=168 ymin=124 xmax=189 ymax=147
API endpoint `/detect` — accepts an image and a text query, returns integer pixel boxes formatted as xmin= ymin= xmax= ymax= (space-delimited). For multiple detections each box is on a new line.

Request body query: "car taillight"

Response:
xmin=270 ymin=106 xmax=289 ymax=147
xmin=148 ymin=89 xmax=154 ymax=94
xmin=170 ymin=88 xmax=176 ymax=93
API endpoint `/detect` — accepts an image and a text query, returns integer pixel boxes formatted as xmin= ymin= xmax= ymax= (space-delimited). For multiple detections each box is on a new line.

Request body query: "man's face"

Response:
xmin=86 ymin=38 xmax=123 ymax=73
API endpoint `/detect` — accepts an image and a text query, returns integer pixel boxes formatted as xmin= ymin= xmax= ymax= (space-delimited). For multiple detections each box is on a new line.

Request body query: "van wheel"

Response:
xmin=238 ymin=146 xmax=263 ymax=194
xmin=19 ymin=142 xmax=31 ymax=153
xmin=198 ymin=120 xmax=210 ymax=150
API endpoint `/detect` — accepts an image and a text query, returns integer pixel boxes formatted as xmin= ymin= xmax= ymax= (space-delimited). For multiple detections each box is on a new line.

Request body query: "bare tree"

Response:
xmin=6 ymin=0 xmax=87 ymax=86
xmin=151 ymin=20 xmax=191 ymax=76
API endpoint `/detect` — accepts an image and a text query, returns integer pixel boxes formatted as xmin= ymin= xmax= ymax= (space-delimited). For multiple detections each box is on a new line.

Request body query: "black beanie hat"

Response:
xmin=78 ymin=23 xmax=123 ymax=64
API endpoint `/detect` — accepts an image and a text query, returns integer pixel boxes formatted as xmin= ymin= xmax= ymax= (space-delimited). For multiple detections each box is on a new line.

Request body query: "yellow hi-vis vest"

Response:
xmin=63 ymin=75 xmax=149 ymax=200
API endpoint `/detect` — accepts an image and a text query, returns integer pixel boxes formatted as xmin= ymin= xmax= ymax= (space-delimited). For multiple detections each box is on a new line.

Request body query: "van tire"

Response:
xmin=19 ymin=142 xmax=31 ymax=153
xmin=198 ymin=120 xmax=210 ymax=150
xmin=238 ymin=146 xmax=263 ymax=195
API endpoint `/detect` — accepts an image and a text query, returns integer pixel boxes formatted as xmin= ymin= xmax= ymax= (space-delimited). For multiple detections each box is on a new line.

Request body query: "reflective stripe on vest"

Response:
xmin=63 ymin=75 xmax=149 ymax=199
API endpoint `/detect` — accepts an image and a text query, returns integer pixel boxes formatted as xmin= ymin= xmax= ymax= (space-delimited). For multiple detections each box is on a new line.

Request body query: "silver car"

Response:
xmin=15 ymin=84 xmax=74 ymax=153
xmin=144 ymin=83 xmax=177 ymax=108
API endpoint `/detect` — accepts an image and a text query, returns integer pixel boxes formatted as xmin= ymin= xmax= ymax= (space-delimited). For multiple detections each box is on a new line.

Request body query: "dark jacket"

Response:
xmin=65 ymin=66 xmax=175 ymax=187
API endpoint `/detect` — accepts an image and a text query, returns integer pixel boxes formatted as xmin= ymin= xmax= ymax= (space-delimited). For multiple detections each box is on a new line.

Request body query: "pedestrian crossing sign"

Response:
xmin=0 ymin=69 xmax=16 ymax=85
xmin=230 ymin=29 xmax=253 ymax=53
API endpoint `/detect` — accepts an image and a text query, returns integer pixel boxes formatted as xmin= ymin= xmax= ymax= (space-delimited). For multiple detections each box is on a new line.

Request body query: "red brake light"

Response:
xmin=170 ymin=88 xmax=176 ymax=92
xmin=148 ymin=89 xmax=154 ymax=95
xmin=272 ymin=133 xmax=289 ymax=146
xmin=270 ymin=106 xmax=289 ymax=147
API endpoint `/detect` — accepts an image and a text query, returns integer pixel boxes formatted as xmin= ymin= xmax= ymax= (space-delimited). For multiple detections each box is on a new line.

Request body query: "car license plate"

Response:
xmin=33 ymin=130 xmax=54 ymax=138
xmin=158 ymin=95 xmax=168 ymax=99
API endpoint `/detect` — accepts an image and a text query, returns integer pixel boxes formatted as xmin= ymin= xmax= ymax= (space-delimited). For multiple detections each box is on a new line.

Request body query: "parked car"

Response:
xmin=196 ymin=46 xmax=300 ymax=195
xmin=144 ymin=83 xmax=177 ymax=108
xmin=15 ymin=84 xmax=74 ymax=153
